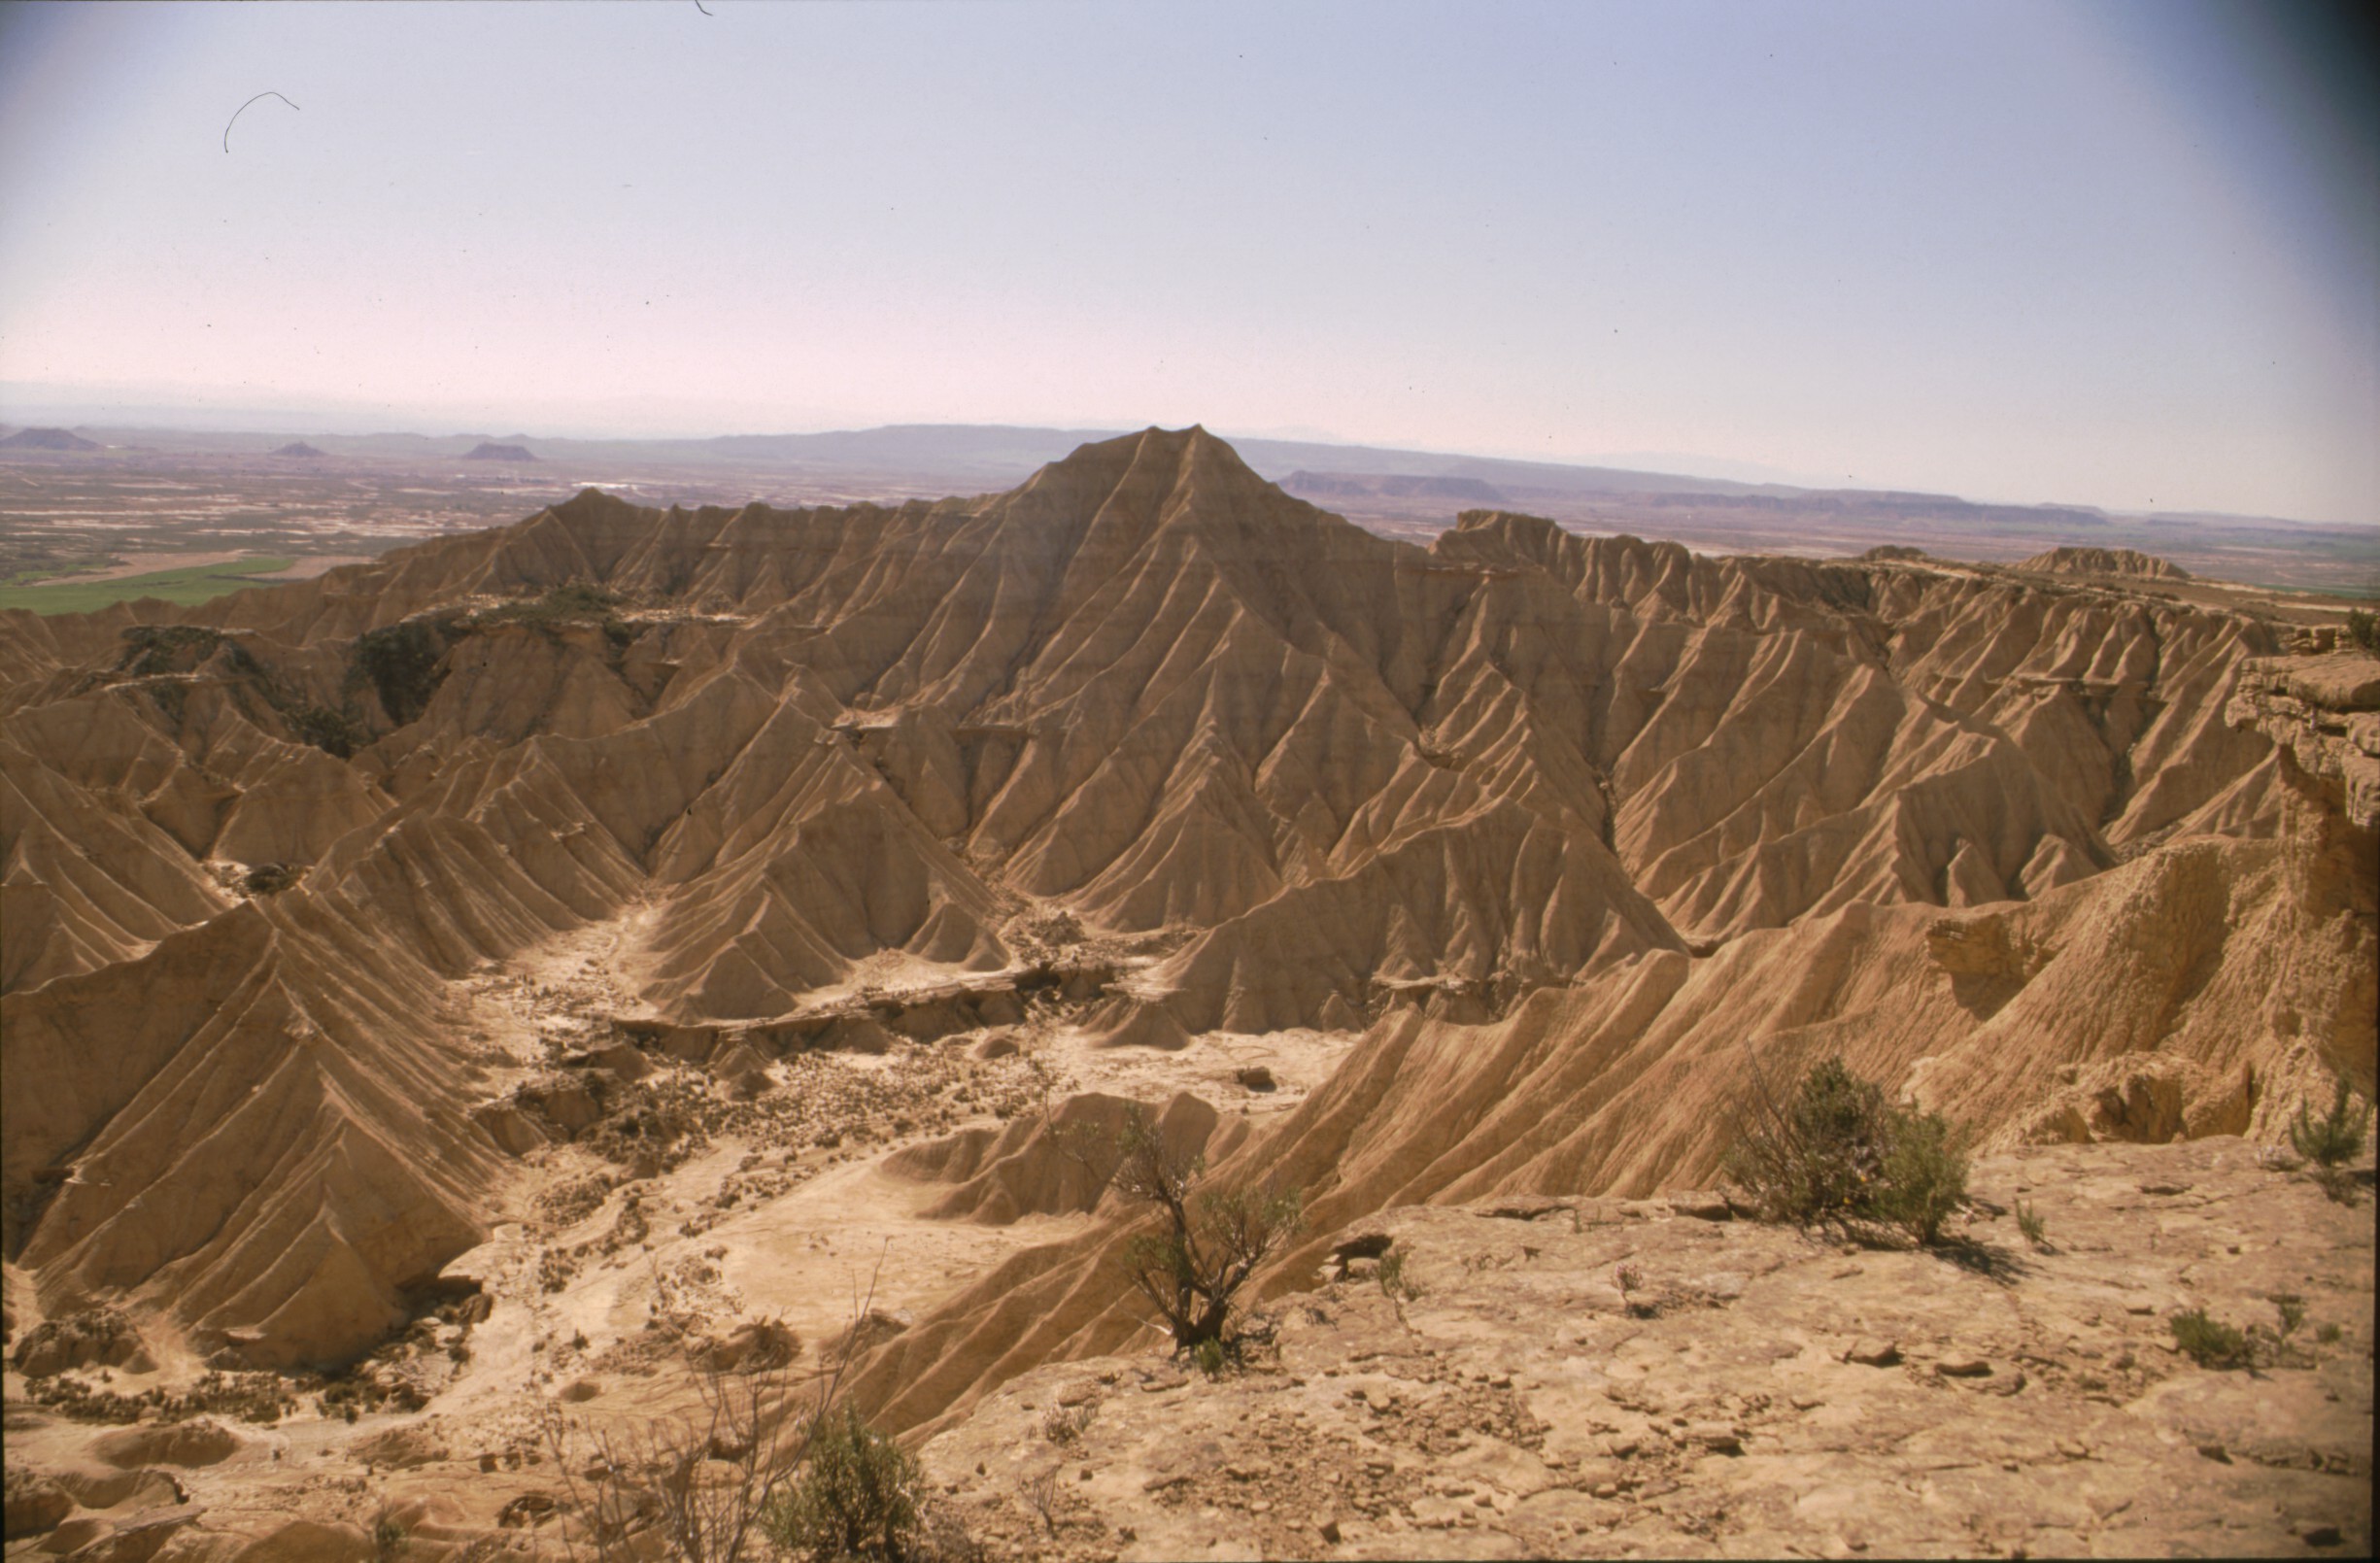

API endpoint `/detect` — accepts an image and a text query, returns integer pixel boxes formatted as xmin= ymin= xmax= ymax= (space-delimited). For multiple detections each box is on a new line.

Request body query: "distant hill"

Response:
xmin=2018 ymin=545 xmax=2189 ymax=580
xmin=271 ymin=441 xmax=324 ymax=458
xmin=1282 ymin=470 xmax=1509 ymax=504
xmin=0 ymin=426 xmax=100 ymax=452
xmin=461 ymin=441 xmax=536 ymax=461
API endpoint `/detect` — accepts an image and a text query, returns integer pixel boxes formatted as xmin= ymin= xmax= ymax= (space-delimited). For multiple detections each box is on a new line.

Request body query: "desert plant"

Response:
xmin=2345 ymin=606 xmax=2378 ymax=654
xmin=1874 ymin=1107 xmax=1969 ymax=1245
xmin=1613 ymin=1260 xmax=1657 ymax=1318
xmin=1018 ymin=1468 xmax=1061 ymax=1539
xmin=1724 ymin=1055 xmax=1893 ymax=1228
xmin=2318 ymin=1322 xmax=2342 ymax=1345
xmin=1057 ymin=1103 xmax=1304 ymax=1354
xmin=1377 ymin=1250 xmax=1420 ymax=1301
xmin=2170 ymin=1308 xmax=2252 ymax=1370
xmin=540 ymin=1261 xmax=894 ymax=1562
xmin=2289 ymin=1078 xmax=2366 ymax=1169
xmin=761 ymin=1407 xmax=927 ymax=1563
xmin=1039 ymin=1402 xmax=1095 ymax=1446
xmin=2272 ymin=1292 xmax=2307 ymax=1341
xmin=2014 ymin=1200 xmax=2047 ymax=1247
xmin=372 ymin=1509 xmax=409 ymax=1562
xmin=1723 ymin=1053 xmax=1971 ymax=1244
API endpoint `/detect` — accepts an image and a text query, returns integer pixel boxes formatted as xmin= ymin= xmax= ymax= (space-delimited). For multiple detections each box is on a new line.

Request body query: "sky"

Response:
xmin=0 ymin=0 xmax=2373 ymax=523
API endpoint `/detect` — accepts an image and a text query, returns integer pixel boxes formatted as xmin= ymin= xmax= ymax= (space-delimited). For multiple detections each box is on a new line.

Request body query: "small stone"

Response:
xmin=1790 ymin=1393 xmax=1825 ymax=1410
xmin=1935 ymin=1357 xmax=1992 ymax=1378
xmin=2297 ymin=1523 xmax=2343 ymax=1546
xmin=2196 ymin=1443 xmax=2230 ymax=1463
xmin=1318 ymin=1519 xmax=1342 ymax=1543
xmin=1593 ymin=1481 xmax=1619 ymax=1499
xmin=1846 ymin=1339 xmax=1901 ymax=1367
xmin=1688 ymin=1421 xmax=1744 ymax=1453
xmin=2125 ymin=1303 xmax=2156 ymax=1315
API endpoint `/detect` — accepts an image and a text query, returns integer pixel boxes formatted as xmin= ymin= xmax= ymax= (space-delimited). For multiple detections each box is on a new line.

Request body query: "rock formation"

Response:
xmin=2017 ymin=545 xmax=2190 ymax=580
xmin=0 ymin=427 xmax=2371 ymax=1554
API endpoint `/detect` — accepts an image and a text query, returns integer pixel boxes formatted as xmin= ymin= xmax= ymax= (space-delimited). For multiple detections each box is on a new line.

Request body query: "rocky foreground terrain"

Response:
xmin=3 ymin=426 xmax=2374 ymax=1556
xmin=5 ymin=1138 xmax=2370 ymax=1558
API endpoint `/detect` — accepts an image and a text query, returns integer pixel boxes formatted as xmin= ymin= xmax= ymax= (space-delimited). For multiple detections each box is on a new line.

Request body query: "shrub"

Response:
xmin=762 ymin=1407 xmax=926 ymax=1563
xmin=1040 ymin=1403 xmax=1094 ymax=1446
xmin=1062 ymin=1104 xmax=1305 ymax=1353
xmin=287 ymin=703 xmax=362 ymax=759
xmin=353 ymin=615 xmax=459 ymax=726
xmin=2170 ymin=1308 xmax=2252 ymax=1369
xmin=1377 ymin=1250 xmax=1419 ymax=1301
xmin=372 ymin=1510 xmax=409 ymax=1563
xmin=1723 ymin=1055 xmax=1892 ymax=1228
xmin=2318 ymin=1321 xmax=2343 ymax=1345
xmin=1723 ymin=1054 xmax=1971 ymax=1244
xmin=2014 ymin=1200 xmax=2047 ymax=1247
xmin=2289 ymin=1078 xmax=2366 ymax=1169
xmin=2346 ymin=607 xmax=2378 ymax=654
xmin=1874 ymin=1108 xmax=1969 ymax=1245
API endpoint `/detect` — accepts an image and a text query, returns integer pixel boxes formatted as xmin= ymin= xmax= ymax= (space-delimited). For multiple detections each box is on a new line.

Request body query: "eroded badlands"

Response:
xmin=3 ymin=427 xmax=2372 ymax=1558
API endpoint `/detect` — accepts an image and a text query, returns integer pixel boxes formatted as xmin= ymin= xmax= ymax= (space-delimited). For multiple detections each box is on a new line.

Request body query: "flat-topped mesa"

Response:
xmin=2017 ymin=545 xmax=2190 ymax=580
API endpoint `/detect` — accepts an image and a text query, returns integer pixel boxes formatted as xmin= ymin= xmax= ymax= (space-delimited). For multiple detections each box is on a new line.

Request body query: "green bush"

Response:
xmin=1723 ymin=1056 xmax=1892 ymax=1227
xmin=1724 ymin=1054 xmax=1971 ymax=1244
xmin=2170 ymin=1308 xmax=2252 ymax=1370
xmin=2289 ymin=1078 xmax=2367 ymax=1169
xmin=763 ymin=1408 xmax=926 ymax=1563
xmin=2014 ymin=1200 xmax=2047 ymax=1247
xmin=1875 ymin=1109 xmax=1969 ymax=1245
xmin=353 ymin=615 xmax=459 ymax=726
xmin=2345 ymin=607 xmax=2378 ymax=654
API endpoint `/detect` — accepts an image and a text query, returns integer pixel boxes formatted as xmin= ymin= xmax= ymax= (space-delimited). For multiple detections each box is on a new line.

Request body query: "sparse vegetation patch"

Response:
xmin=1723 ymin=1054 xmax=1973 ymax=1245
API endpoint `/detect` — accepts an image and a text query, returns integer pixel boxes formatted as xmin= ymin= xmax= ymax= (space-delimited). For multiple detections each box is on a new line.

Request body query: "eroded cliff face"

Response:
xmin=1 ymin=428 xmax=2370 ymax=1434
xmin=2227 ymin=649 xmax=2380 ymax=831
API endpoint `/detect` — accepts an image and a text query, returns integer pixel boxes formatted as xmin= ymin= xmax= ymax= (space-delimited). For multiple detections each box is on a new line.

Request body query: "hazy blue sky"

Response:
xmin=1 ymin=0 xmax=2372 ymax=522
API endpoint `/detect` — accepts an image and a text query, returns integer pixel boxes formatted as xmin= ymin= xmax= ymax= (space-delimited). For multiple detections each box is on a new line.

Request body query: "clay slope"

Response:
xmin=851 ymin=754 xmax=2374 ymax=1439
xmin=0 ymin=425 xmax=2359 ymax=1379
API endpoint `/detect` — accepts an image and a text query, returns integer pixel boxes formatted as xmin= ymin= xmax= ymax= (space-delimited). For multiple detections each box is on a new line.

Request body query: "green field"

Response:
xmin=0 ymin=558 xmax=297 ymax=616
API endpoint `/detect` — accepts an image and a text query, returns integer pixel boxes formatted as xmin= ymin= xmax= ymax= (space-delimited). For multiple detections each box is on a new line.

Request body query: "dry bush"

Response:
xmin=1055 ymin=1103 xmax=1304 ymax=1354
xmin=535 ymin=1262 xmax=942 ymax=1562
xmin=761 ymin=1407 xmax=926 ymax=1562
xmin=1725 ymin=1053 xmax=1971 ymax=1245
